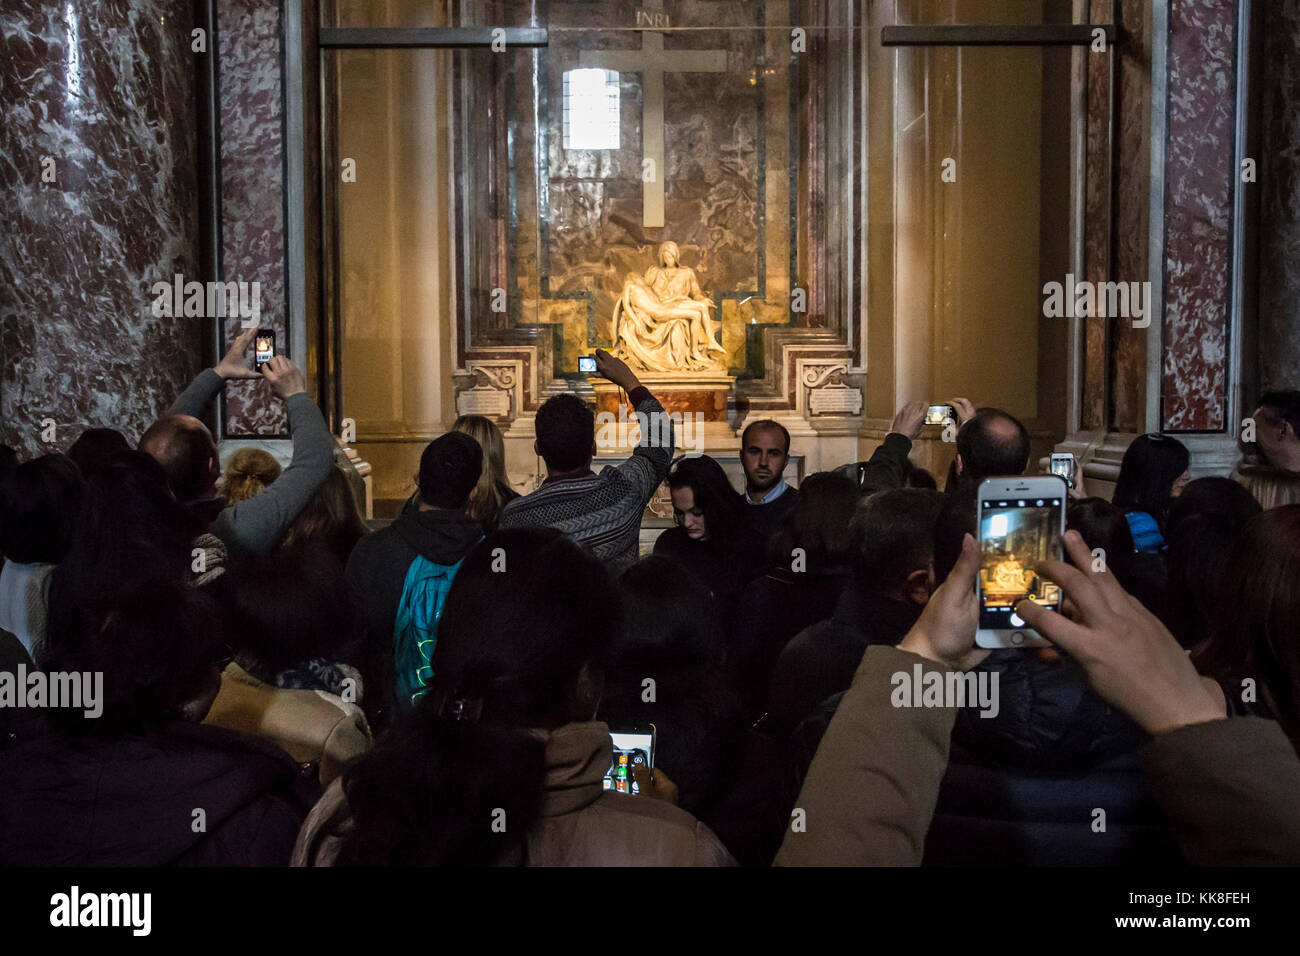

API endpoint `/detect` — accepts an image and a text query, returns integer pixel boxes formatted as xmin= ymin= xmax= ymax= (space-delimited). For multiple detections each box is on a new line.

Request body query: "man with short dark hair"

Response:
xmin=140 ymin=327 xmax=334 ymax=561
xmin=499 ymin=349 xmax=673 ymax=573
xmin=740 ymin=419 xmax=798 ymax=538
xmin=344 ymin=431 xmax=485 ymax=730
xmin=764 ymin=487 xmax=944 ymax=733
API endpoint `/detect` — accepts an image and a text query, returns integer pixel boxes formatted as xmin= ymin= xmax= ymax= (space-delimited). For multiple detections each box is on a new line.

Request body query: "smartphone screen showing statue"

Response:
xmin=975 ymin=476 xmax=1067 ymax=648
xmin=1050 ymin=452 xmax=1075 ymax=485
xmin=254 ymin=330 xmax=276 ymax=370
xmin=926 ymin=404 xmax=954 ymax=426
xmin=578 ymin=355 xmax=597 ymax=374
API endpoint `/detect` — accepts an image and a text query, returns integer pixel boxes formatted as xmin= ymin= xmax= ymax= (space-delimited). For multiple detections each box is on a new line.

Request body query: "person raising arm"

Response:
xmin=140 ymin=328 xmax=335 ymax=561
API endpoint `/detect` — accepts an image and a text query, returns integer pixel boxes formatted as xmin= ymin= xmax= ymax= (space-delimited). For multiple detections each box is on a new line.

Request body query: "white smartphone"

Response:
xmin=1049 ymin=452 xmax=1075 ymax=486
xmin=975 ymin=476 xmax=1068 ymax=648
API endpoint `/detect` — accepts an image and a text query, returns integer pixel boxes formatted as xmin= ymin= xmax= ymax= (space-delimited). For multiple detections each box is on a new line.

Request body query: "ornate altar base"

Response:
xmin=591 ymin=372 xmax=737 ymax=452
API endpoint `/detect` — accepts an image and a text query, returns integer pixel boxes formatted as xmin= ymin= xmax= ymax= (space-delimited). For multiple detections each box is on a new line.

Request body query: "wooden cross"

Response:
xmin=579 ymin=2 xmax=727 ymax=228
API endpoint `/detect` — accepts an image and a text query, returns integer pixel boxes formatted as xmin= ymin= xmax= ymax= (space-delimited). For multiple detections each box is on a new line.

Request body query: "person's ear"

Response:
xmin=533 ymin=438 xmax=540 ymax=457
xmin=955 ymin=453 xmax=965 ymax=476
xmin=904 ymin=567 xmax=932 ymax=606
xmin=590 ymin=438 xmax=598 ymax=457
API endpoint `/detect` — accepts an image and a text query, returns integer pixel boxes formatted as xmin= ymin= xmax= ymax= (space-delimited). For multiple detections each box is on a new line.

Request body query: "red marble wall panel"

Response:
xmin=1160 ymin=0 xmax=1235 ymax=431
xmin=218 ymin=0 xmax=288 ymax=436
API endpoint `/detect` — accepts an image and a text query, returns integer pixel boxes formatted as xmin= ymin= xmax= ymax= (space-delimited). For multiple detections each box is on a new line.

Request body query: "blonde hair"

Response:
xmin=222 ymin=448 xmax=282 ymax=506
xmin=452 ymin=414 xmax=512 ymax=530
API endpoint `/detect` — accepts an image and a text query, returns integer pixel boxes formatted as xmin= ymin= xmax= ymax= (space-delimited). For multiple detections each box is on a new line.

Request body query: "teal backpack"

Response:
xmin=393 ymin=554 xmax=465 ymax=712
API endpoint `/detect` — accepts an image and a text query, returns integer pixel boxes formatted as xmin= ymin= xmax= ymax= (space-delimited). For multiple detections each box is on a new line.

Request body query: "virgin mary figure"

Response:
xmin=611 ymin=242 xmax=726 ymax=372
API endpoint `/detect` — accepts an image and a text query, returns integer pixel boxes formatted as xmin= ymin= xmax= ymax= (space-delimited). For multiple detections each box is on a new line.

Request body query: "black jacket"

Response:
xmin=0 ymin=721 xmax=314 ymax=866
xmin=789 ymin=650 xmax=1182 ymax=866
xmin=343 ymin=508 xmax=483 ymax=730
xmin=765 ymin=585 xmax=920 ymax=734
xmin=652 ymin=525 xmax=767 ymax=630
xmin=729 ymin=567 xmax=850 ymax=720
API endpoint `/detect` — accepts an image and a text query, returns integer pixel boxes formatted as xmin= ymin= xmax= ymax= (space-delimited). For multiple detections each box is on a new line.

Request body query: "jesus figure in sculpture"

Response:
xmin=611 ymin=241 xmax=727 ymax=372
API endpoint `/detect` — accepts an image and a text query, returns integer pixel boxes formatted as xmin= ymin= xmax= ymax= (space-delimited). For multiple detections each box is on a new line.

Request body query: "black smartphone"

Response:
xmin=578 ymin=355 xmax=597 ymax=373
xmin=603 ymin=724 xmax=656 ymax=795
xmin=254 ymin=330 xmax=276 ymax=370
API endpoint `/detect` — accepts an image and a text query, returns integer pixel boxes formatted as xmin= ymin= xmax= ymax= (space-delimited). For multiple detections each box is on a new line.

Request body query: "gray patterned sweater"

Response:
xmin=499 ymin=386 xmax=673 ymax=574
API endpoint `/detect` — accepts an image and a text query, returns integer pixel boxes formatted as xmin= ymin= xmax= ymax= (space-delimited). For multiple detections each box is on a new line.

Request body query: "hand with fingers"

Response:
xmin=631 ymin=763 xmax=679 ymax=805
xmin=898 ymin=533 xmax=990 ymax=672
xmin=950 ymin=397 xmax=976 ymax=426
xmin=593 ymin=348 xmax=641 ymax=393
xmin=260 ymin=354 xmax=307 ymax=401
xmin=890 ymin=400 xmax=928 ymax=442
xmin=1013 ymin=529 xmax=1226 ymax=736
xmin=213 ymin=327 xmax=263 ymax=380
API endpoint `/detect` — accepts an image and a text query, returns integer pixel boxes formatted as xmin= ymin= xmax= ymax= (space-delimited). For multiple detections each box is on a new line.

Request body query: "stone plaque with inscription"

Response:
xmin=809 ymin=385 xmax=863 ymax=416
xmin=456 ymin=387 xmax=510 ymax=418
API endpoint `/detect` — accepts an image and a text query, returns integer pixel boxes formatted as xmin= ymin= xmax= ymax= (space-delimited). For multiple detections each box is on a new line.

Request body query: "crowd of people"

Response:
xmin=2 ymin=329 xmax=1299 ymax=866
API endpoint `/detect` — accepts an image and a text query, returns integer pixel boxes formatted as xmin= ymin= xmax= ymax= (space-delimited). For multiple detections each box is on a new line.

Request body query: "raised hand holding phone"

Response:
xmin=1013 ymin=530 xmax=1225 ymax=736
xmin=260 ymin=354 xmax=307 ymax=401
xmin=889 ymin=400 xmax=927 ymax=441
xmin=213 ymin=327 xmax=262 ymax=380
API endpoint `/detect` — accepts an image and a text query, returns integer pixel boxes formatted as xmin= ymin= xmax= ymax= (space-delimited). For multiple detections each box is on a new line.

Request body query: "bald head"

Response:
xmin=139 ymin=414 xmax=220 ymax=502
xmin=955 ymin=408 xmax=1031 ymax=484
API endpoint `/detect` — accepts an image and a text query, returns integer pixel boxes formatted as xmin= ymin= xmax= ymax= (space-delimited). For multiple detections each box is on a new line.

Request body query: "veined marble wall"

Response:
xmin=1258 ymin=0 xmax=1300 ymax=393
xmin=217 ymin=0 xmax=288 ymax=436
xmin=1160 ymin=0 xmax=1235 ymax=431
xmin=0 ymin=0 xmax=201 ymax=458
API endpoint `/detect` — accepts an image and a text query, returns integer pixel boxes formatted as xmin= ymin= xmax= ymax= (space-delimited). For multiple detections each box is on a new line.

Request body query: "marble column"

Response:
xmin=0 ymin=0 xmax=201 ymax=458
xmin=1258 ymin=0 xmax=1300 ymax=392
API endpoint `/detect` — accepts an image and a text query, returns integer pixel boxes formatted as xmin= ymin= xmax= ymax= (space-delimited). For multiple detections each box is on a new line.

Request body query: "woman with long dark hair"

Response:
xmin=1111 ymin=433 xmax=1191 ymax=553
xmin=292 ymin=528 xmax=734 ymax=866
xmin=43 ymin=451 xmax=210 ymax=660
xmin=1195 ymin=505 xmax=1300 ymax=744
xmin=653 ymin=455 xmax=765 ymax=627
xmin=1163 ymin=477 xmax=1261 ymax=649
xmin=729 ymin=472 xmax=858 ymax=718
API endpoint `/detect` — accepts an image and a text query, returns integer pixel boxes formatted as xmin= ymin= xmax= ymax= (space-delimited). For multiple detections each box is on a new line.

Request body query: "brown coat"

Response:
xmin=204 ymin=661 xmax=372 ymax=786
xmin=291 ymin=721 xmax=735 ymax=866
xmin=1140 ymin=715 xmax=1300 ymax=865
xmin=776 ymin=645 xmax=1300 ymax=867
xmin=775 ymin=644 xmax=956 ymax=866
